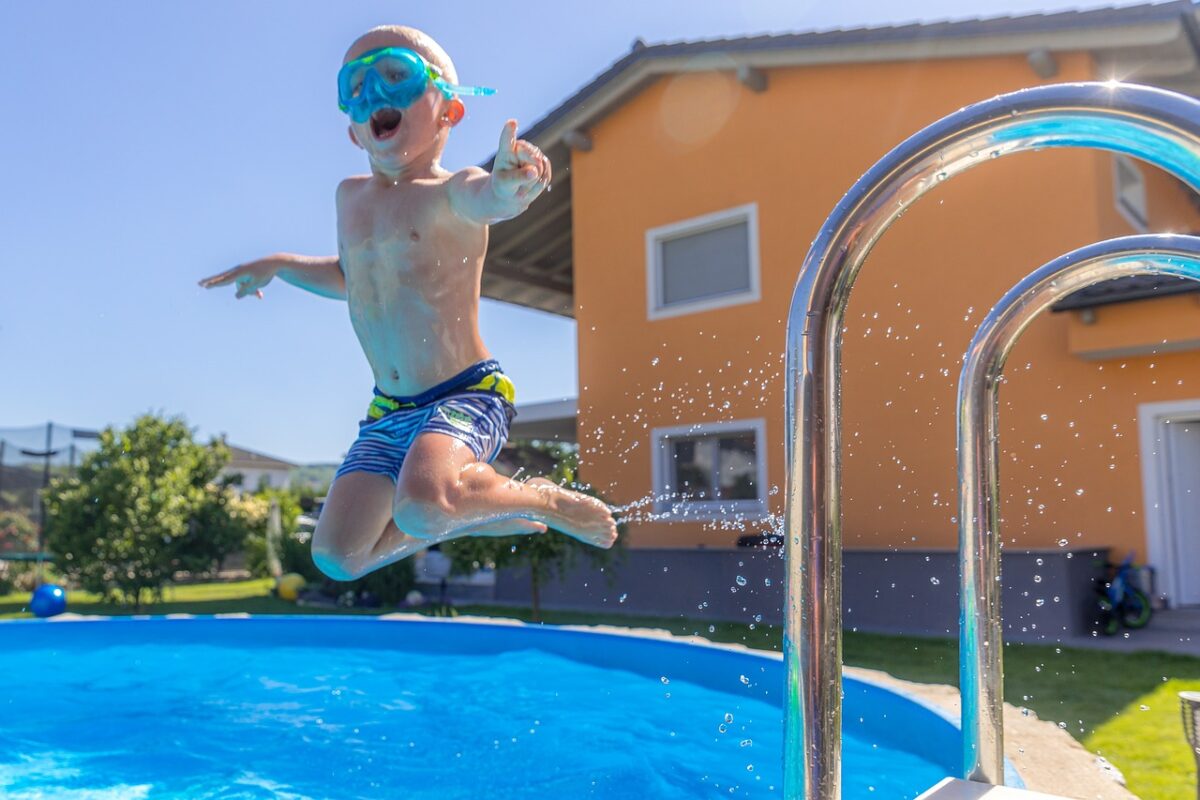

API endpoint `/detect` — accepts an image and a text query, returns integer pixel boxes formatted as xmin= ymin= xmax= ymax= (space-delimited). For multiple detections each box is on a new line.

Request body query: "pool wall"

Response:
xmin=488 ymin=547 xmax=1109 ymax=641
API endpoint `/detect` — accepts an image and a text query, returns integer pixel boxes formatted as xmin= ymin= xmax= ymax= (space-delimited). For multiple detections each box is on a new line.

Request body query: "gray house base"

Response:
xmin=486 ymin=547 xmax=1111 ymax=643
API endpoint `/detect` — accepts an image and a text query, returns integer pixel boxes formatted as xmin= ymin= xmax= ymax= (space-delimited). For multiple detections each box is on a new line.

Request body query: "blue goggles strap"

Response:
xmin=432 ymin=77 xmax=497 ymax=99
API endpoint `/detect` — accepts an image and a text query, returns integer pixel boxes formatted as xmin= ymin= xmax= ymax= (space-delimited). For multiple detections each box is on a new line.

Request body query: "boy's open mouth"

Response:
xmin=370 ymin=108 xmax=404 ymax=140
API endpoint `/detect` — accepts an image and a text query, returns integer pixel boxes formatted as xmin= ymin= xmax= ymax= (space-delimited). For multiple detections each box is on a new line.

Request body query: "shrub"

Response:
xmin=0 ymin=561 xmax=39 ymax=595
xmin=245 ymin=490 xmax=415 ymax=607
xmin=0 ymin=510 xmax=37 ymax=555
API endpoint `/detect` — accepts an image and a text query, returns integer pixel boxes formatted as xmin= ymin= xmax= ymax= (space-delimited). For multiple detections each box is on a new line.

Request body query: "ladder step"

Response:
xmin=917 ymin=778 xmax=1078 ymax=799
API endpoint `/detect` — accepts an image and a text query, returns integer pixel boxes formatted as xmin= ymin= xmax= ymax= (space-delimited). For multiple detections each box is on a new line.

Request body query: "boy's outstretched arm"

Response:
xmin=199 ymin=254 xmax=346 ymax=300
xmin=448 ymin=119 xmax=552 ymax=225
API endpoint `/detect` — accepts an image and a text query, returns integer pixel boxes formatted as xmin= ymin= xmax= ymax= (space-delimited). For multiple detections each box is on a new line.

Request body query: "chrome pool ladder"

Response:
xmin=782 ymin=81 xmax=1200 ymax=799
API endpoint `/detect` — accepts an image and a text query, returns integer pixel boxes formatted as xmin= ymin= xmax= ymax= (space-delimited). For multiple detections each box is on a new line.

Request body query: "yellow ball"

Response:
xmin=276 ymin=573 xmax=306 ymax=601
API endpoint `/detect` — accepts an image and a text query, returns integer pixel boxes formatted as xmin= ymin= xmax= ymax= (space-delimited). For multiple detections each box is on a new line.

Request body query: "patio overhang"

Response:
xmin=481 ymin=162 xmax=575 ymax=317
xmin=508 ymin=398 xmax=578 ymax=444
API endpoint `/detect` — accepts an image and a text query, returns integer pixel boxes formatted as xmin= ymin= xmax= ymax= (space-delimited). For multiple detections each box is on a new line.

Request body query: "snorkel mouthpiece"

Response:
xmin=338 ymin=47 xmax=495 ymax=125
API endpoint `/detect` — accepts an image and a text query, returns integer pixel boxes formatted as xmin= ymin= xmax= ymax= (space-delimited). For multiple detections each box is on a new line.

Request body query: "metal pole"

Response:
xmin=784 ymin=82 xmax=1200 ymax=798
xmin=39 ymin=421 xmax=52 ymax=553
xmin=957 ymin=237 xmax=1200 ymax=781
xmin=1181 ymin=690 xmax=1200 ymax=800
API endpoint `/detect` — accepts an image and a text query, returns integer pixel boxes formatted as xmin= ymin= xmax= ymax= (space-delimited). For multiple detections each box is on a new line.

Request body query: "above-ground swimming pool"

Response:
xmin=0 ymin=617 xmax=963 ymax=799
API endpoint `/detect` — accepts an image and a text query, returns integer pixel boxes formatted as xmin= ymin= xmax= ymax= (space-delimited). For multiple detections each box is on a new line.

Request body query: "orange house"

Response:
xmin=490 ymin=2 xmax=1200 ymax=626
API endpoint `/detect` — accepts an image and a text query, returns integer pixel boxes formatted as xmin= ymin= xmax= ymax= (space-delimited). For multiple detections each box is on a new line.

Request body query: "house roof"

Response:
xmin=225 ymin=444 xmax=297 ymax=471
xmin=480 ymin=2 xmax=1200 ymax=317
xmin=1053 ymin=273 xmax=1200 ymax=310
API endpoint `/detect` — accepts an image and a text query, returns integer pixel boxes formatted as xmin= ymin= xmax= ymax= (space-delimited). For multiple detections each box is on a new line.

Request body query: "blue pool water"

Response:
xmin=0 ymin=618 xmax=955 ymax=799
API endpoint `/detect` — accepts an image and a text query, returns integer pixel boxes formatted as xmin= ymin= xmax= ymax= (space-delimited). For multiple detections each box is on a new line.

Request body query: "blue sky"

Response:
xmin=0 ymin=0 xmax=1156 ymax=463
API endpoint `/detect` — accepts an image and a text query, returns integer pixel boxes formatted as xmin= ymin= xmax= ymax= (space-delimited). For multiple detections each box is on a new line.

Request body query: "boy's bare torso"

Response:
xmin=338 ymin=172 xmax=490 ymax=397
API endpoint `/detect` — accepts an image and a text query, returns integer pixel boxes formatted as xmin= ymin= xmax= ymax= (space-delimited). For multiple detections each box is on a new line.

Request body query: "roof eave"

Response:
xmin=519 ymin=10 xmax=1199 ymax=156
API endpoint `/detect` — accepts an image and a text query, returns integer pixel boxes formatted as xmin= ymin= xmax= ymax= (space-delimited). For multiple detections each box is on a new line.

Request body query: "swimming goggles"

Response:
xmin=337 ymin=47 xmax=496 ymax=124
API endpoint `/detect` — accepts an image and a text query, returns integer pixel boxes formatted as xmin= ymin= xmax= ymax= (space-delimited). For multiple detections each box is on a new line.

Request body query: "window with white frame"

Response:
xmin=652 ymin=419 xmax=767 ymax=518
xmin=1113 ymin=154 xmax=1149 ymax=231
xmin=645 ymin=203 xmax=760 ymax=319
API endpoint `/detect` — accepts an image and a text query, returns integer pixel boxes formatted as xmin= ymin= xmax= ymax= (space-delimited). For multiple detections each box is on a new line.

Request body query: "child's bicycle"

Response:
xmin=1094 ymin=552 xmax=1153 ymax=635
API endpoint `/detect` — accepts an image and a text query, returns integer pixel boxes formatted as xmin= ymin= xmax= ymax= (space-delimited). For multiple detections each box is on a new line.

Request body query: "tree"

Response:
xmin=43 ymin=414 xmax=246 ymax=608
xmin=189 ymin=488 xmax=268 ymax=575
xmin=444 ymin=443 xmax=622 ymax=622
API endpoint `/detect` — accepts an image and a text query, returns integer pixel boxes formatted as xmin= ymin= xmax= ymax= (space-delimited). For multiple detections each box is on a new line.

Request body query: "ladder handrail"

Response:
xmin=783 ymin=82 xmax=1200 ymax=798
xmin=958 ymin=237 xmax=1200 ymax=781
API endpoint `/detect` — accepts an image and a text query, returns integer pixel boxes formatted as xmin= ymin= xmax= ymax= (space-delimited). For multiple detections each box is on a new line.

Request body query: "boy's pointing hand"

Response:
xmin=491 ymin=119 xmax=551 ymax=203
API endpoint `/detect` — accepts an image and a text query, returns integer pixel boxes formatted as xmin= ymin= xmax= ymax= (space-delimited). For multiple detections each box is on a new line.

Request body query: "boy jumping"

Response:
xmin=200 ymin=26 xmax=617 ymax=580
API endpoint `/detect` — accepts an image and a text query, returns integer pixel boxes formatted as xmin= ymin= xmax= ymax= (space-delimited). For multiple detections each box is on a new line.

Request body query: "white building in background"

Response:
xmin=220 ymin=444 xmax=296 ymax=491
xmin=508 ymin=398 xmax=577 ymax=443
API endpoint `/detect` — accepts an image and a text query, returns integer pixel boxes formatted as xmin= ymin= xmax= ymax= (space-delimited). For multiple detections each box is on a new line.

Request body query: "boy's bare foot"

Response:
xmin=525 ymin=478 xmax=618 ymax=549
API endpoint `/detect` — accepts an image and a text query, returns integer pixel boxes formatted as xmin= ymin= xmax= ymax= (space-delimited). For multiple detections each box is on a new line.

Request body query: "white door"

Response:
xmin=1165 ymin=420 xmax=1200 ymax=606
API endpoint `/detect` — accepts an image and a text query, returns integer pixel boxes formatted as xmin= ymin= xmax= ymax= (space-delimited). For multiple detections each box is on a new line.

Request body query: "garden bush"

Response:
xmin=44 ymin=414 xmax=252 ymax=609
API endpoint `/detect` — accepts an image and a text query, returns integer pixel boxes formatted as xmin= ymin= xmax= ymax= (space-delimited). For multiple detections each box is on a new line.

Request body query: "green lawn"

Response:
xmin=1 ymin=581 xmax=1194 ymax=798
xmin=0 ymin=579 xmax=390 ymax=618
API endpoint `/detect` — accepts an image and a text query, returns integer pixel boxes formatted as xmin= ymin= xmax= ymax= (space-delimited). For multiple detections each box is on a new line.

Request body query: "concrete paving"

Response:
xmin=1058 ymin=608 xmax=1200 ymax=657
xmin=855 ymin=667 xmax=1137 ymax=800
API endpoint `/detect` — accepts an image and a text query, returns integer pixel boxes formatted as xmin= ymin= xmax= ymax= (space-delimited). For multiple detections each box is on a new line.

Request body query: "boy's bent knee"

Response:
xmin=394 ymin=473 xmax=457 ymax=539
xmin=311 ymin=538 xmax=367 ymax=582
xmin=393 ymin=497 xmax=465 ymax=541
xmin=391 ymin=500 xmax=450 ymax=540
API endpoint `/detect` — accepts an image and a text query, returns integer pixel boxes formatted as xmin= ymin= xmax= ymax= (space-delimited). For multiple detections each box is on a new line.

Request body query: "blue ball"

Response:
xmin=30 ymin=584 xmax=67 ymax=618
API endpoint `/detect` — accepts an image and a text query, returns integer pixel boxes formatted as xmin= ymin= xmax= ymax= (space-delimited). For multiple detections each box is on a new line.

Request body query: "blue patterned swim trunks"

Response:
xmin=334 ymin=359 xmax=517 ymax=483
